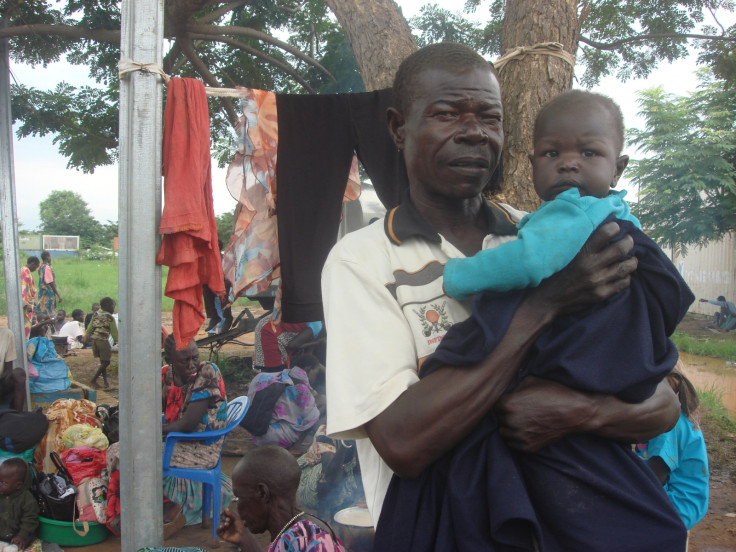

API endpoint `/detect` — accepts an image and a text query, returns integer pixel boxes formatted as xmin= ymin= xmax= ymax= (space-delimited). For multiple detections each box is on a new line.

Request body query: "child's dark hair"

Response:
xmin=1 ymin=457 xmax=28 ymax=479
xmin=27 ymin=255 xmax=40 ymax=265
xmin=71 ymin=308 xmax=84 ymax=319
xmin=535 ymin=89 xmax=625 ymax=154
xmin=668 ymin=366 xmax=700 ymax=425
xmin=100 ymin=297 xmax=115 ymax=313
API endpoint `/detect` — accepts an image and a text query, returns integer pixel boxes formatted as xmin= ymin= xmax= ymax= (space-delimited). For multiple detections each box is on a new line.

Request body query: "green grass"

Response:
xmin=671 ymin=331 xmax=736 ymax=361
xmin=0 ymin=256 xmax=172 ymax=315
xmin=0 ymin=256 xmax=256 ymax=316
xmin=695 ymin=383 xmax=736 ymax=475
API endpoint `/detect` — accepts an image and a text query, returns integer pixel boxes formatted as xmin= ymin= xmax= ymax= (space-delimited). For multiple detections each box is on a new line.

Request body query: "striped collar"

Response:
xmin=384 ymin=195 xmax=518 ymax=246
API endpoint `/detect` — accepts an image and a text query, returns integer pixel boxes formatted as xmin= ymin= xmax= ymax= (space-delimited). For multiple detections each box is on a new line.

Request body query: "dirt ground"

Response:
xmin=6 ymin=312 xmax=736 ymax=551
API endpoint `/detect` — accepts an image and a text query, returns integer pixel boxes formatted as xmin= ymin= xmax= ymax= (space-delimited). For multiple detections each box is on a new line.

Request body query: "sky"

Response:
xmin=6 ymin=1 xmax=733 ymax=230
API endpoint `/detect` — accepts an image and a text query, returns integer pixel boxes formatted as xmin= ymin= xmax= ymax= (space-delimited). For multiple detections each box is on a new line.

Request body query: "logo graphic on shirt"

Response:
xmin=415 ymin=303 xmax=452 ymax=337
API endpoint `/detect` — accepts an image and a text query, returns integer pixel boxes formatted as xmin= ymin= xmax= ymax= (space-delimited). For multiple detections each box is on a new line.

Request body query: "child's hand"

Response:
xmin=11 ymin=534 xmax=31 ymax=549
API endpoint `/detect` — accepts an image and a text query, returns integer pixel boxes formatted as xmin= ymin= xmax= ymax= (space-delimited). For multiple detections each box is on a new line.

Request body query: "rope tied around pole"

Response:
xmin=118 ymin=59 xmax=249 ymax=98
xmin=494 ymin=42 xmax=575 ymax=73
xmin=118 ymin=59 xmax=171 ymax=84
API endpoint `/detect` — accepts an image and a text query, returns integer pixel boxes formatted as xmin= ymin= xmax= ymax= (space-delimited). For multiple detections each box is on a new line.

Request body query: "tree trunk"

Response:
xmin=497 ymin=0 xmax=579 ymax=212
xmin=323 ymin=0 xmax=417 ymax=91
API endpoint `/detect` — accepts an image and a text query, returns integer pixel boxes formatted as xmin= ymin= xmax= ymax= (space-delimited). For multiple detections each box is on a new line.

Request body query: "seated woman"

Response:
xmin=244 ymin=363 xmax=320 ymax=450
xmin=161 ymin=335 xmax=230 ymax=531
xmin=218 ymin=446 xmax=347 ymax=552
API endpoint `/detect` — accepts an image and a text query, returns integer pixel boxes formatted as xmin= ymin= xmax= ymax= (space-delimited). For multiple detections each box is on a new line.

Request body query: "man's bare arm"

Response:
xmin=365 ymin=222 xmax=637 ymax=478
xmin=496 ymin=378 xmax=680 ymax=452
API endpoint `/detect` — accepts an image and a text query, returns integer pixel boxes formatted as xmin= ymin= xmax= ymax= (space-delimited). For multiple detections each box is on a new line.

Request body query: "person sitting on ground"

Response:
xmin=51 ymin=310 xmax=66 ymax=335
xmin=0 ymin=329 xmax=26 ymax=412
xmin=57 ymin=309 xmax=85 ymax=352
xmin=36 ymin=251 xmax=62 ymax=318
xmin=218 ymin=446 xmax=347 ymax=552
xmin=20 ymin=257 xmax=40 ymax=339
xmin=699 ymin=296 xmax=736 ymax=331
xmin=84 ymin=303 xmax=100 ymax=331
xmin=161 ymin=335 xmax=230 ymax=532
xmin=297 ymin=423 xmax=364 ymax=522
xmin=0 ymin=458 xmax=40 ymax=552
xmin=83 ymin=297 xmax=118 ymax=389
xmin=636 ymin=362 xmax=709 ymax=531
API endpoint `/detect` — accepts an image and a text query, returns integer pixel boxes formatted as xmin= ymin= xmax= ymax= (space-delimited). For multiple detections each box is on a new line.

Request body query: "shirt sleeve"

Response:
xmin=322 ymin=234 xmax=420 ymax=440
xmin=109 ymin=317 xmax=118 ymax=342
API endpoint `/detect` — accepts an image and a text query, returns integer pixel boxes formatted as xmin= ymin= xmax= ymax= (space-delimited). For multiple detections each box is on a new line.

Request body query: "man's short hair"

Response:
xmin=392 ymin=42 xmax=496 ymax=116
xmin=71 ymin=309 xmax=84 ymax=319
xmin=535 ymin=90 xmax=625 ymax=154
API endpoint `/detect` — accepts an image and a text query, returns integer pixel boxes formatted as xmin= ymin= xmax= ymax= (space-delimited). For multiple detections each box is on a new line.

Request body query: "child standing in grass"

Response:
xmin=636 ymin=362 xmax=709 ymax=531
xmin=84 ymin=297 xmax=118 ymax=389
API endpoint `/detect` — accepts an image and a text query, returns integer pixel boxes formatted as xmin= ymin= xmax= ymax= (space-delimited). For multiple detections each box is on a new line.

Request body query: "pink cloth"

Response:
xmin=156 ymin=78 xmax=224 ymax=349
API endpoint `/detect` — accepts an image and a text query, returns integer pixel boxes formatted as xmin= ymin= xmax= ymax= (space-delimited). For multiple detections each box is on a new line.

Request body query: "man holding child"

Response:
xmin=322 ymin=42 xmax=682 ymax=550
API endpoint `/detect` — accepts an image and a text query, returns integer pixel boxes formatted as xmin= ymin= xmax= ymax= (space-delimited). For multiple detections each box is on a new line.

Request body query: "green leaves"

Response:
xmin=629 ymin=71 xmax=736 ymax=253
xmin=38 ymin=190 xmax=104 ymax=248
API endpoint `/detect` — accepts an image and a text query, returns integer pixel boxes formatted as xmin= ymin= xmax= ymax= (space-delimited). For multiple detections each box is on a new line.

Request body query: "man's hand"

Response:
xmin=527 ymin=221 xmax=637 ymax=318
xmin=496 ymin=377 xmax=595 ymax=452
xmin=497 ymin=377 xmax=679 ymax=452
xmin=217 ymin=509 xmax=243 ymax=545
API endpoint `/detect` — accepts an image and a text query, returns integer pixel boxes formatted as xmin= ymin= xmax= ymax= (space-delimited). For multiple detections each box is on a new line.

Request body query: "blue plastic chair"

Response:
xmin=162 ymin=395 xmax=249 ymax=539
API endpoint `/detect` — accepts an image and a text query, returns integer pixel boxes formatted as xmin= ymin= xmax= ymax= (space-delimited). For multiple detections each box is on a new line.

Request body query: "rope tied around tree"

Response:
xmin=118 ymin=59 xmax=248 ymax=97
xmin=494 ymin=42 xmax=575 ymax=73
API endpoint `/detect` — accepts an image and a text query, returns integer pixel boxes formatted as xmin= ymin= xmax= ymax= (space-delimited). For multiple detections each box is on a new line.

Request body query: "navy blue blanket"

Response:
xmin=374 ymin=221 xmax=693 ymax=551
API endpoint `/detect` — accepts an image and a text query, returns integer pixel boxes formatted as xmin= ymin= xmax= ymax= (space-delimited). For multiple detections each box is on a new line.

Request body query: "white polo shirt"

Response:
xmin=322 ymin=198 xmax=523 ymax=524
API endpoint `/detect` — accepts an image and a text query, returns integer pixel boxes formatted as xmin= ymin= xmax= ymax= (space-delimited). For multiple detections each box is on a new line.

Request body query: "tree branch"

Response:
xmin=189 ymin=33 xmax=317 ymax=92
xmin=187 ymin=22 xmax=334 ymax=79
xmin=199 ymin=1 xmax=249 ymax=24
xmin=0 ymin=23 xmax=119 ymax=43
xmin=579 ymin=32 xmax=736 ymax=51
xmin=176 ymin=35 xmax=239 ymax=126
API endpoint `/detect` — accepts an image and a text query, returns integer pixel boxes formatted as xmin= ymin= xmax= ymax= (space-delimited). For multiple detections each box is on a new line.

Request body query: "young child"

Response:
xmin=84 ymin=297 xmax=118 ymax=388
xmin=636 ymin=362 xmax=709 ymax=530
xmin=0 ymin=458 xmax=40 ymax=552
xmin=57 ymin=309 xmax=86 ymax=351
xmin=379 ymin=91 xmax=694 ymax=551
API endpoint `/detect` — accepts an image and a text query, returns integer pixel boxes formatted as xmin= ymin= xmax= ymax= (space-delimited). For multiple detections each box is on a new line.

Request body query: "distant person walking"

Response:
xmin=36 ymin=251 xmax=62 ymax=317
xmin=21 ymin=256 xmax=40 ymax=337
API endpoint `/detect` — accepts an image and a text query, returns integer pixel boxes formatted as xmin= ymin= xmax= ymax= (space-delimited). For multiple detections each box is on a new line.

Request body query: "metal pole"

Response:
xmin=118 ymin=0 xmax=164 ymax=548
xmin=0 ymin=22 xmax=31 ymax=410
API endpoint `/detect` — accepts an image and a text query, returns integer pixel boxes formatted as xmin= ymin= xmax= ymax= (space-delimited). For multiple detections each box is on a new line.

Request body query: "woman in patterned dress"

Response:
xmin=36 ymin=251 xmax=62 ymax=317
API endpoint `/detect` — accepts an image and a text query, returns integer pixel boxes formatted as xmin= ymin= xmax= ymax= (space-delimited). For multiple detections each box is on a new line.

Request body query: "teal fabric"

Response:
xmin=26 ymin=337 xmax=70 ymax=393
xmin=444 ymin=189 xmax=640 ymax=300
xmin=636 ymin=411 xmax=709 ymax=530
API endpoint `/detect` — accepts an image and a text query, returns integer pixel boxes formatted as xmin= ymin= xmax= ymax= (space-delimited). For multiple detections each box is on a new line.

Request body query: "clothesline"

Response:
xmin=118 ymin=59 xmax=249 ymax=98
xmin=119 ymin=41 xmax=574 ymax=97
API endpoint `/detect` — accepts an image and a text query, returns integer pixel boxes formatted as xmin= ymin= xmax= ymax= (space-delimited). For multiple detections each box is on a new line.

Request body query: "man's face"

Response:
xmin=232 ymin=471 xmax=269 ymax=534
xmin=389 ymin=67 xmax=503 ymax=201
xmin=531 ymin=104 xmax=627 ymax=202
xmin=56 ymin=311 xmax=66 ymax=322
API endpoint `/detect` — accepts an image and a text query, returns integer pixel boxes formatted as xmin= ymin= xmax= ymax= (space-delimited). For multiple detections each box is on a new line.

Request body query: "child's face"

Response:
xmin=531 ymin=103 xmax=628 ymax=202
xmin=0 ymin=465 xmax=23 ymax=496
